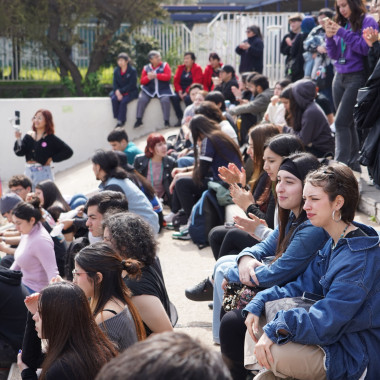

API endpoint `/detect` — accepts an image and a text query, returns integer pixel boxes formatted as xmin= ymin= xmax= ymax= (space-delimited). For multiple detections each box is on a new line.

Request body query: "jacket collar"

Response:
xmin=343 ymin=221 xmax=380 ymax=251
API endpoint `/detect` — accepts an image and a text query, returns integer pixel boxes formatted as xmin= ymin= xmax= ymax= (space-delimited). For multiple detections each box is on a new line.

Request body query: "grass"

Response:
xmin=0 ymin=66 xmax=114 ymax=84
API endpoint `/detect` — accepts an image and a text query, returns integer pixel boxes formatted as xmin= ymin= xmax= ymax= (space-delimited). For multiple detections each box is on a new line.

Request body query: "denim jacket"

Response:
xmin=246 ymin=221 xmax=380 ymax=380
xmin=224 ymin=214 xmax=329 ymax=289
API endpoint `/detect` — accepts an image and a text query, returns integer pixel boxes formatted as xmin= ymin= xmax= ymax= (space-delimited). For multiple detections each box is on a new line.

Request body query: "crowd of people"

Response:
xmin=1 ymin=0 xmax=380 ymax=379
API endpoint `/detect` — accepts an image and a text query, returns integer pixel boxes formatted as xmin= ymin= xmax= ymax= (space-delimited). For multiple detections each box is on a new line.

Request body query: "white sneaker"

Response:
xmin=164 ymin=212 xmax=176 ymax=223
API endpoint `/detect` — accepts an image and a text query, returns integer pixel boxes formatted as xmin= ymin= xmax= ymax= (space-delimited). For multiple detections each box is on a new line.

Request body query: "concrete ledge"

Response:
xmin=358 ymin=179 xmax=380 ymax=223
xmin=0 ymin=97 xmax=178 ymax=183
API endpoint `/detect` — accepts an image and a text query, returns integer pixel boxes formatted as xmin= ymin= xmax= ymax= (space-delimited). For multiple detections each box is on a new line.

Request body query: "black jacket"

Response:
xmin=214 ymin=77 xmax=239 ymax=105
xmin=134 ymin=154 xmax=176 ymax=206
xmin=0 ymin=267 xmax=28 ymax=349
xmin=235 ymin=35 xmax=264 ymax=73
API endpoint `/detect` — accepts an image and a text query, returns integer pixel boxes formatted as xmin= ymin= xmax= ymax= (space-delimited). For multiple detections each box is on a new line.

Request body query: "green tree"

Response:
xmin=0 ymin=0 xmax=165 ymax=95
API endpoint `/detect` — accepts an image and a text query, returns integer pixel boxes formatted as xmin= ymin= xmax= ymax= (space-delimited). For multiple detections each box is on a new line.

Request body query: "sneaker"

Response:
xmin=253 ymin=369 xmax=277 ymax=380
xmin=134 ymin=119 xmax=143 ymax=128
xmin=164 ymin=212 xmax=176 ymax=223
xmin=172 ymin=230 xmax=191 ymax=240
xmin=185 ymin=278 xmax=213 ymax=301
xmin=164 ymin=120 xmax=170 ymax=128
xmin=115 ymin=121 xmax=125 ymax=128
xmin=174 ymin=119 xmax=182 ymax=127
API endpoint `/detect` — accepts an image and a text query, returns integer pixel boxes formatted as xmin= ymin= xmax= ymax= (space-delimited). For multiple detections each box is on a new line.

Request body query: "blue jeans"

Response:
xmin=332 ymin=71 xmax=366 ymax=171
xmin=25 ymin=164 xmax=54 ymax=190
xmin=177 ymin=156 xmax=194 ymax=168
xmin=212 ymin=255 xmax=236 ymax=344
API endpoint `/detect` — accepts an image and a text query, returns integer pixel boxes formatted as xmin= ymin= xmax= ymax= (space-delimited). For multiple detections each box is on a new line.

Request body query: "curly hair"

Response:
xmin=102 ymin=212 xmax=156 ymax=266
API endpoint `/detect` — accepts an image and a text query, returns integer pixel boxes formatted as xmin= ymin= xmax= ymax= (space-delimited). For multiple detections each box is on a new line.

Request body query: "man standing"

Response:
xmin=235 ymin=25 xmax=264 ymax=74
xmin=134 ymin=51 xmax=174 ymax=128
xmin=280 ymin=14 xmax=304 ymax=80
xmin=214 ymin=65 xmax=239 ymax=105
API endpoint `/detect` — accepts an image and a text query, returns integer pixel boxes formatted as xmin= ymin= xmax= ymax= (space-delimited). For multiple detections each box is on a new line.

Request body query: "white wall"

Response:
xmin=0 ymin=97 xmax=178 ymax=184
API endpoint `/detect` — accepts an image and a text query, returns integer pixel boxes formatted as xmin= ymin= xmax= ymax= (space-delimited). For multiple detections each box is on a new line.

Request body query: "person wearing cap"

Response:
xmin=111 ymin=52 xmax=138 ymax=128
xmin=281 ymin=13 xmax=304 ymax=79
xmin=214 ymin=65 xmax=239 ymax=105
xmin=134 ymin=50 xmax=174 ymax=129
xmin=235 ymin=25 xmax=264 ymax=74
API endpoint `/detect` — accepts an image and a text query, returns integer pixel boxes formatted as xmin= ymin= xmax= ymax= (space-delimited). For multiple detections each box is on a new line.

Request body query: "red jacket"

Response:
xmin=140 ymin=61 xmax=172 ymax=85
xmin=173 ymin=63 xmax=203 ymax=93
xmin=203 ymin=62 xmax=223 ymax=91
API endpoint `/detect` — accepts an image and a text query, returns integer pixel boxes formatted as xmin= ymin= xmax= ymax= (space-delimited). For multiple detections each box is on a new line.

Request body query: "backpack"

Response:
xmin=188 ymin=190 xmax=224 ymax=249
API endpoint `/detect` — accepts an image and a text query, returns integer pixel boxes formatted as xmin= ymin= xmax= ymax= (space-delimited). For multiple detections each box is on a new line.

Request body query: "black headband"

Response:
xmin=279 ymin=158 xmax=303 ymax=181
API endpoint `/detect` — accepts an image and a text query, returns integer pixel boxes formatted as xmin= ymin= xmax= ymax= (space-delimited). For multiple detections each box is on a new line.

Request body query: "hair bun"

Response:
xmin=122 ymin=258 xmax=142 ymax=279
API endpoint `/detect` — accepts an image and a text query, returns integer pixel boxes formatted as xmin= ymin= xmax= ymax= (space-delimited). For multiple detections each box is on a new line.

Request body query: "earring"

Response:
xmin=332 ymin=210 xmax=342 ymax=222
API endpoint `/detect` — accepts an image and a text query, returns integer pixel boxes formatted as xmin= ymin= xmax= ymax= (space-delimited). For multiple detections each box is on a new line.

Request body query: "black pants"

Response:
xmin=171 ymin=177 xmax=207 ymax=218
xmin=208 ymin=226 xmax=259 ymax=261
xmin=170 ymin=93 xmax=192 ymax=121
xmin=220 ymin=309 xmax=249 ymax=380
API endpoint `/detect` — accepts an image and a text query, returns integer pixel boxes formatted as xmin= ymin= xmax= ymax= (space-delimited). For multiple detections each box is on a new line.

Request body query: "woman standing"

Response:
xmin=245 ymin=163 xmax=380 ymax=379
xmin=235 ymin=25 xmax=264 ymax=74
xmin=111 ymin=52 xmax=138 ymax=127
xmin=134 ymin=133 xmax=176 ymax=208
xmin=74 ymin=242 xmax=146 ymax=350
xmin=325 ymin=0 xmax=378 ymax=170
xmin=10 ymin=198 xmax=58 ymax=294
xmin=14 ymin=109 xmax=73 ymax=189
xmin=18 ymin=282 xmax=117 ymax=380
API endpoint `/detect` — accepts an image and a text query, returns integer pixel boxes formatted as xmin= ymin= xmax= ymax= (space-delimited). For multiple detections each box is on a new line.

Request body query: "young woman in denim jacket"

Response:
xmin=246 ymin=163 xmax=380 ymax=380
xmin=218 ymin=153 xmax=329 ymax=380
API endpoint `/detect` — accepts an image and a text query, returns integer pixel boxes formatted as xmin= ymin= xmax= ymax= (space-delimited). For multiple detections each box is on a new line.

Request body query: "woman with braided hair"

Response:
xmin=74 ymin=241 xmax=146 ymax=351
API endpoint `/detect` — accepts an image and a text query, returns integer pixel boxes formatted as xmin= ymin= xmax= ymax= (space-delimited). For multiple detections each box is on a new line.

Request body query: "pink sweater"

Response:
xmin=10 ymin=222 xmax=58 ymax=292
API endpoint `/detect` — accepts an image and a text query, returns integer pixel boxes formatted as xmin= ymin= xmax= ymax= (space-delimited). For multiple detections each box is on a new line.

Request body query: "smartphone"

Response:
xmin=302 ymin=292 xmax=324 ymax=303
xmin=15 ymin=110 xmax=20 ymax=125
xmin=224 ymin=222 xmax=235 ymax=229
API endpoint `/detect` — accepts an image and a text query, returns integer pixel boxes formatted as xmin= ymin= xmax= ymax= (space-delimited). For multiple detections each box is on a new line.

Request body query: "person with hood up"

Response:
xmin=281 ymin=79 xmax=335 ymax=158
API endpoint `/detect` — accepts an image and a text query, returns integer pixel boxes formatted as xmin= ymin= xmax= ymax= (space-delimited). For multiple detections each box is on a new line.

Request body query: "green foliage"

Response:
xmin=133 ymin=34 xmax=161 ymax=74
xmin=82 ymin=72 xmax=102 ymax=96
xmin=104 ymin=32 xmax=160 ymax=74
xmin=60 ymin=76 xmax=76 ymax=96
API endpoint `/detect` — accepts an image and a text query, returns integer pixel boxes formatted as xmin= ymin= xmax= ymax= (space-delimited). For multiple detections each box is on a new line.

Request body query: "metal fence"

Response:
xmin=0 ymin=13 xmax=292 ymax=84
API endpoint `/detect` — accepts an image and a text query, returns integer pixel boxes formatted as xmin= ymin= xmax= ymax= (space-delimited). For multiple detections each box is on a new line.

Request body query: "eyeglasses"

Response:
xmin=72 ymin=269 xmax=90 ymax=277
xmin=11 ymin=188 xmax=24 ymax=194
xmin=33 ymin=116 xmax=44 ymax=121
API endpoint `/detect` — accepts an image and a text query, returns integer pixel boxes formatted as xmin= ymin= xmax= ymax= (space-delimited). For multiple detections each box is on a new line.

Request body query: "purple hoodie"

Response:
xmin=326 ymin=14 xmax=378 ymax=74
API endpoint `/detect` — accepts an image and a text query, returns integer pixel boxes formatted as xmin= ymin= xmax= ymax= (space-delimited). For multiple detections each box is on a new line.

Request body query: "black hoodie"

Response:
xmin=0 ymin=267 xmax=28 ymax=349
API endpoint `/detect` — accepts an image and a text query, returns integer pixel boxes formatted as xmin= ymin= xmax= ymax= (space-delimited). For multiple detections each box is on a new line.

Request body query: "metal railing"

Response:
xmin=0 ymin=13 xmax=292 ymax=84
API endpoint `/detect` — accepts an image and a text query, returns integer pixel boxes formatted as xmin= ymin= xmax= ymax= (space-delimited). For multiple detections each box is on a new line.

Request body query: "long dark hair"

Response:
xmin=36 ymin=180 xmax=71 ymax=221
xmin=335 ymin=0 xmax=367 ymax=32
xmin=92 ymin=150 xmax=155 ymax=199
xmin=38 ymin=282 xmax=117 ymax=380
xmin=195 ymin=101 xmax=226 ymax=122
xmin=75 ymin=242 xmax=146 ymax=341
xmin=275 ymin=153 xmax=320 ymax=260
xmin=248 ymin=124 xmax=279 ymax=189
xmin=189 ymin=115 xmax=242 ymax=184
